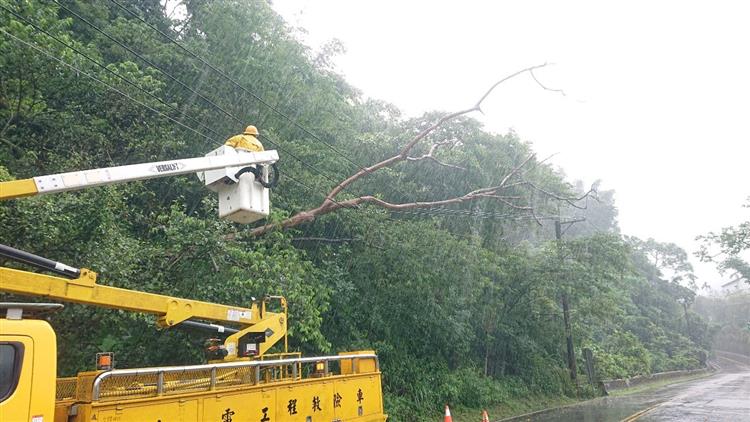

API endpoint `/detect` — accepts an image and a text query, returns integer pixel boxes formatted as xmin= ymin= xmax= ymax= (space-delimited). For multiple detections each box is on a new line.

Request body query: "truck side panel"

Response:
xmin=94 ymin=399 xmax=199 ymax=422
xmin=71 ymin=373 xmax=385 ymax=422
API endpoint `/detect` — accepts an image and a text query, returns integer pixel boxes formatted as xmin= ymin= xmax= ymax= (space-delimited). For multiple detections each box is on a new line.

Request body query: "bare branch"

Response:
xmin=464 ymin=153 xmax=536 ymax=197
xmin=530 ymin=208 xmax=544 ymax=226
xmin=495 ymin=197 xmax=534 ymax=211
xmin=406 ymin=155 xmax=466 ymax=170
xmin=523 ymin=152 xmax=559 ymax=175
xmin=525 ymin=181 xmax=596 ymax=209
xmin=473 ymin=195 xmax=523 ymax=200
xmin=406 ymin=139 xmax=466 ymax=169
xmin=529 ymin=68 xmax=566 ymax=96
xmin=474 ymin=63 xmax=555 ymax=110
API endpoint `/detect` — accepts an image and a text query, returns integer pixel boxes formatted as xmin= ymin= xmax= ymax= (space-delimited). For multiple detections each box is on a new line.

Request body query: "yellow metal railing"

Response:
xmin=56 ymin=377 xmax=78 ymax=400
xmin=90 ymin=352 xmax=379 ymax=401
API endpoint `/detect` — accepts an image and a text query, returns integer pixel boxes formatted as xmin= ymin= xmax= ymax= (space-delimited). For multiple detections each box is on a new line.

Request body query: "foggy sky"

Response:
xmin=272 ymin=0 xmax=750 ymax=291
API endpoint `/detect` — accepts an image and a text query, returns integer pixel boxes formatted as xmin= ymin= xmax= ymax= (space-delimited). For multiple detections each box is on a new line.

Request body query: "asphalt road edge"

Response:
xmin=494 ymin=370 xmax=716 ymax=422
xmin=493 ymin=397 xmax=607 ymax=422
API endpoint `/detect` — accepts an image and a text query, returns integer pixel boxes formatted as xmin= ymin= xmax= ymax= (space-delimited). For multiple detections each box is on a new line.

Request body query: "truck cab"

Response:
xmin=0 ymin=302 xmax=387 ymax=422
xmin=0 ymin=304 xmax=58 ymax=422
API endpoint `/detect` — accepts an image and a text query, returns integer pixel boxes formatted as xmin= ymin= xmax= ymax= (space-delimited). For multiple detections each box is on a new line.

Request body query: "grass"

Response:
xmin=607 ymin=370 xmax=714 ymax=397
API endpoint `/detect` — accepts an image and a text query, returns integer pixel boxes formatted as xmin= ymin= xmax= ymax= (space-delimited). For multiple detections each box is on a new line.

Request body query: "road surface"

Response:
xmin=502 ymin=351 xmax=750 ymax=422
xmin=640 ymin=351 xmax=750 ymax=422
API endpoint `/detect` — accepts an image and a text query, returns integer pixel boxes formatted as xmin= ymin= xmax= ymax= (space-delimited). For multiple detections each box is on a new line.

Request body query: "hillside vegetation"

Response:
xmin=0 ymin=1 xmax=713 ymax=419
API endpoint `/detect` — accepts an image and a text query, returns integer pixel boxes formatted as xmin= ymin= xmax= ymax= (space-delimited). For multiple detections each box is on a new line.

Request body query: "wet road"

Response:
xmin=502 ymin=351 xmax=750 ymax=422
xmin=640 ymin=351 xmax=750 ymax=422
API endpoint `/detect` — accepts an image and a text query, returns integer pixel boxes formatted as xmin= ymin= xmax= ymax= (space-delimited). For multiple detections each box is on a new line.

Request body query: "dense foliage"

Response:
xmin=0 ymin=1 xmax=714 ymax=419
xmin=697 ymin=198 xmax=750 ymax=284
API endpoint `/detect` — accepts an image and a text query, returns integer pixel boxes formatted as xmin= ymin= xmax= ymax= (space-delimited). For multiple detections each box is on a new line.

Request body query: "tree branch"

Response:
xmin=246 ymin=152 xmax=537 ymax=237
xmin=474 ymin=63 xmax=553 ymax=111
xmin=529 ymin=68 xmax=566 ymax=96
xmin=406 ymin=139 xmax=466 ymax=169
xmin=406 ymin=155 xmax=466 ymax=170
xmin=243 ymin=64 xmax=565 ymax=237
xmin=524 ymin=181 xmax=596 ymax=209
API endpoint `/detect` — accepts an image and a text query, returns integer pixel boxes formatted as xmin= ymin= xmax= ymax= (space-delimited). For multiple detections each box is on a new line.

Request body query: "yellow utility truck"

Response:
xmin=0 ymin=130 xmax=386 ymax=422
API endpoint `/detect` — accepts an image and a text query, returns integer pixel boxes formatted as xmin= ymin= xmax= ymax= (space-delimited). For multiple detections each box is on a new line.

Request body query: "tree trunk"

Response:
xmin=562 ymin=292 xmax=577 ymax=382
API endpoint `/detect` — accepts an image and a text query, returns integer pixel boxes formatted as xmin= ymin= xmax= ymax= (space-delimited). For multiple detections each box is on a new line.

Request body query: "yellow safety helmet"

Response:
xmin=243 ymin=125 xmax=259 ymax=136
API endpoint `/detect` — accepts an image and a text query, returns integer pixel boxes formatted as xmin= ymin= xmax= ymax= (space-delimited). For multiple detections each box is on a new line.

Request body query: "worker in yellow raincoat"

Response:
xmin=225 ymin=125 xmax=264 ymax=152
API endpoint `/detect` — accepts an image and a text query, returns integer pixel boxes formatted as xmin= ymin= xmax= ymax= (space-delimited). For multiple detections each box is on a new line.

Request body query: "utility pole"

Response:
xmin=555 ymin=217 xmax=584 ymax=383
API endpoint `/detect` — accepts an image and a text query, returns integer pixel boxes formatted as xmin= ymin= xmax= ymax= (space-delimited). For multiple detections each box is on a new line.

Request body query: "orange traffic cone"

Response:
xmin=481 ymin=409 xmax=490 ymax=422
xmin=444 ymin=404 xmax=452 ymax=422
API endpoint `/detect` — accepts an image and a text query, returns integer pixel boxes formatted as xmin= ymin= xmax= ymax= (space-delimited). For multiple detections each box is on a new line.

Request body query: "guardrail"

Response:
xmin=92 ymin=353 xmax=379 ymax=400
xmin=601 ymin=366 xmax=712 ymax=393
xmin=714 ymin=350 xmax=750 ymax=364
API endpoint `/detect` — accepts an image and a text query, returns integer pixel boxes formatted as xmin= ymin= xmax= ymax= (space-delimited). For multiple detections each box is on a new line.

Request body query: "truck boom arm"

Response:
xmin=0 ymin=150 xmax=279 ymax=200
xmin=0 ymin=244 xmax=288 ymax=359
xmin=0 ymin=137 xmax=287 ymax=359
xmin=0 ymin=266 xmax=259 ymax=328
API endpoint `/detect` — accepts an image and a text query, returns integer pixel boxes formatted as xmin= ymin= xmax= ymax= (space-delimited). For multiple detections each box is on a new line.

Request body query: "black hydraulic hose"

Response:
xmin=234 ymin=163 xmax=279 ymax=189
xmin=0 ymin=244 xmax=80 ymax=279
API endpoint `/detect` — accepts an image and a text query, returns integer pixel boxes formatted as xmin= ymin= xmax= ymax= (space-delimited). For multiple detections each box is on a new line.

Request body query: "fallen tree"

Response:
xmin=247 ymin=63 xmax=580 ymax=237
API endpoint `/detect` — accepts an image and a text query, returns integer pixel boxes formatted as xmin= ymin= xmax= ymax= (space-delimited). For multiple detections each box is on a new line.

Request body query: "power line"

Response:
xmin=0 ymin=4 xmax=222 ymax=143
xmin=106 ymin=3 xmax=483 ymax=243
xmin=106 ymin=0 xmax=530 ymax=231
xmin=53 ymin=0 xmax=249 ymax=139
xmin=107 ymin=0 xmax=367 ymax=174
xmin=4 ymin=8 xmax=406 ymax=263
xmin=0 ymin=19 xmax=393 ymax=298
xmin=0 ymin=22 xmax=355 ymax=220
xmin=391 ymin=207 xmax=559 ymax=221
xmin=13 ymin=5 xmax=346 ymax=184
xmin=4 ymin=3 xmax=347 ymax=196
xmin=5 ymin=5 xmax=548 ymax=247
xmin=106 ymin=0 xmax=434 ymax=250
xmin=1 ymin=26 xmax=376 ymax=261
xmin=0 ymin=27 xmax=216 ymax=144
xmin=2 ymin=5 xmax=565 ymax=294
xmin=101 ymin=0 xmax=439 ymax=255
